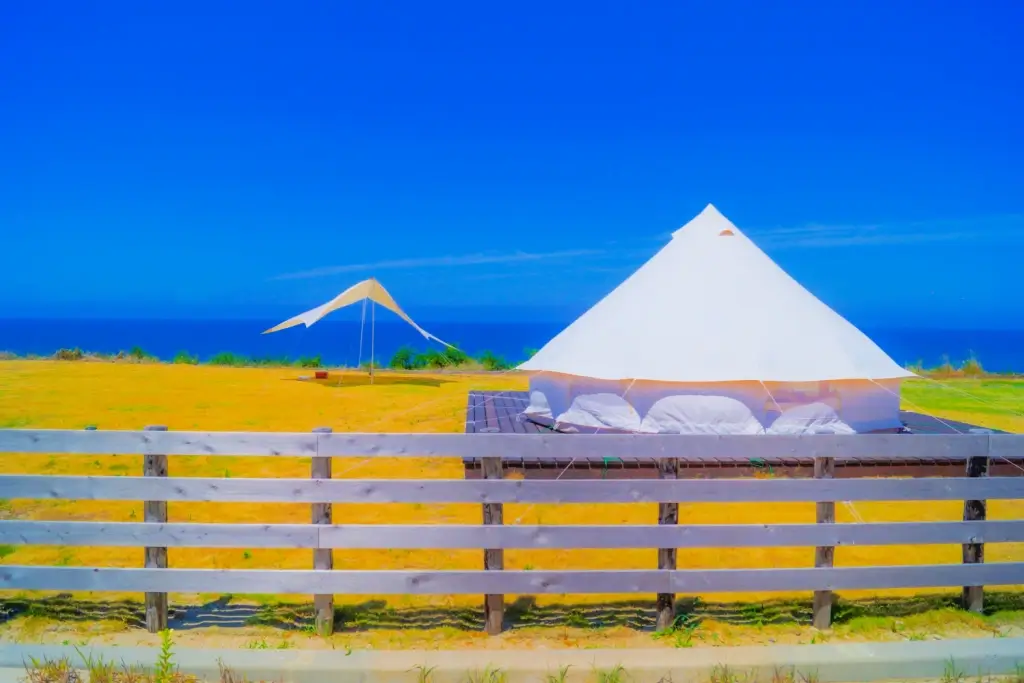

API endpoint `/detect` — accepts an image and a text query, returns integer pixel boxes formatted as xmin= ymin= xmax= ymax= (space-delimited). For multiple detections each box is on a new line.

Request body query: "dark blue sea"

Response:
xmin=1 ymin=319 xmax=1022 ymax=372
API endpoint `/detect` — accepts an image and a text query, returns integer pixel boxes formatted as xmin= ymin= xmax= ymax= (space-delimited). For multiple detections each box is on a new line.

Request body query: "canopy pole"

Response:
xmin=370 ymin=299 xmax=376 ymax=384
xmin=357 ymin=298 xmax=367 ymax=370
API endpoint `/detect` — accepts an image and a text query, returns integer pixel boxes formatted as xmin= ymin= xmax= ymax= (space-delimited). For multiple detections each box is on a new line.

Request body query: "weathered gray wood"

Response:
xmin=813 ymin=456 xmax=836 ymax=629
xmin=143 ymin=425 xmax=168 ymax=634
xmin=482 ymin=456 xmax=504 ymax=635
xmin=0 ymin=429 xmax=317 ymax=456
xmin=962 ymin=454 xmax=990 ymax=613
xmin=990 ymin=434 xmax=1024 ymax=462
xmin=0 ymin=521 xmax=318 ymax=547
xmin=4 ymin=563 xmax=1024 ymax=594
xmin=656 ymin=457 xmax=679 ymax=631
xmin=311 ymin=427 xmax=334 ymax=636
xmin=3 ymin=520 xmax=1023 ymax=549
xmin=4 ymin=429 xmax=1019 ymax=462
xmin=316 ymin=432 xmax=998 ymax=461
xmin=4 ymin=475 xmax=1024 ymax=504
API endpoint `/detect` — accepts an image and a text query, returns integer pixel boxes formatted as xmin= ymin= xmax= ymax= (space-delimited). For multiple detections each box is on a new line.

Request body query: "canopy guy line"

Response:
xmin=869 ymin=378 xmax=1024 ymax=476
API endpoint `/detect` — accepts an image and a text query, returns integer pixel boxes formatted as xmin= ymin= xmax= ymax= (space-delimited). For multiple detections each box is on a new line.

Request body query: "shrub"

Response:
xmin=389 ymin=345 xmax=419 ymax=370
xmin=933 ymin=354 xmax=958 ymax=378
xmin=209 ymin=351 xmax=249 ymax=366
xmin=415 ymin=349 xmax=450 ymax=369
xmin=477 ymin=350 xmax=510 ymax=371
xmin=172 ymin=350 xmax=199 ymax=365
xmin=442 ymin=344 xmax=470 ymax=366
xmin=296 ymin=355 xmax=322 ymax=368
xmin=960 ymin=353 xmax=984 ymax=377
xmin=54 ymin=348 xmax=84 ymax=361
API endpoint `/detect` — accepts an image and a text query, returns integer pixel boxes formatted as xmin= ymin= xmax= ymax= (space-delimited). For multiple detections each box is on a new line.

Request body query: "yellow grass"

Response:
xmin=0 ymin=360 xmax=1022 ymax=648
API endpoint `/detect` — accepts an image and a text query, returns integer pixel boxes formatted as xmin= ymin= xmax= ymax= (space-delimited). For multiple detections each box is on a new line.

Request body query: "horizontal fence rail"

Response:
xmin=1 ymin=429 xmax=1022 ymax=462
xmin=3 ymin=475 xmax=1024 ymax=503
xmin=3 ymin=564 xmax=1024 ymax=594
xmin=1 ymin=427 xmax=1023 ymax=636
xmin=4 ymin=520 xmax=1024 ymax=549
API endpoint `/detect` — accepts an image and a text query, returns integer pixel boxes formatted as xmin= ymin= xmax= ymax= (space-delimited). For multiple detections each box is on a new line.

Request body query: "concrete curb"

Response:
xmin=1 ymin=639 xmax=1022 ymax=683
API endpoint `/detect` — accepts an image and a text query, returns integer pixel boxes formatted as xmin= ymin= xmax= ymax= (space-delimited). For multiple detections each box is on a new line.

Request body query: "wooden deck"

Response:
xmin=463 ymin=390 xmax=1017 ymax=479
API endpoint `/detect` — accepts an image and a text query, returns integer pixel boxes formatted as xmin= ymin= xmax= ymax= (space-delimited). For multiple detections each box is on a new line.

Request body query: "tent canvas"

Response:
xmin=263 ymin=278 xmax=450 ymax=379
xmin=518 ymin=204 xmax=914 ymax=434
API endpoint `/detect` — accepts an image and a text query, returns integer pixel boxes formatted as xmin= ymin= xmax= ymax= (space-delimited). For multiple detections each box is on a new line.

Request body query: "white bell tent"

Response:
xmin=518 ymin=204 xmax=915 ymax=434
xmin=263 ymin=278 xmax=450 ymax=378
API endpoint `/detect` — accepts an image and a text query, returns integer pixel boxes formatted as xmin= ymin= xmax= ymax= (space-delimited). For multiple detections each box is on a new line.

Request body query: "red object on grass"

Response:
xmin=315 ymin=370 xmax=328 ymax=379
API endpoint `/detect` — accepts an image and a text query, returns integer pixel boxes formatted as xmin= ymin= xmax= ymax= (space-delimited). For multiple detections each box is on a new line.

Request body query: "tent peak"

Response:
xmin=672 ymin=203 xmax=739 ymax=239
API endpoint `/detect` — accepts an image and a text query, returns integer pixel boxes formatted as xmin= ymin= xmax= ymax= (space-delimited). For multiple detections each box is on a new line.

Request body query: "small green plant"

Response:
xmin=296 ymin=354 xmax=322 ymax=368
xmin=411 ymin=664 xmax=438 ymax=683
xmin=154 ymin=628 xmax=175 ymax=683
xmin=672 ymin=627 xmax=696 ymax=648
xmin=24 ymin=655 xmax=75 ymax=683
xmin=245 ymin=637 xmax=269 ymax=649
xmin=466 ymin=665 xmax=507 ymax=683
xmin=709 ymin=665 xmax=738 ymax=683
xmin=545 ymin=665 xmax=571 ymax=683
xmin=798 ymin=670 xmax=820 ymax=683
xmin=942 ymin=658 xmax=966 ymax=683
xmin=75 ymin=646 xmax=116 ymax=683
xmin=172 ymin=350 xmax=199 ymax=365
xmin=595 ymin=664 xmax=627 ymax=683
xmin=0 ymin=544 xmax=15 ymax=559
xmin=242 ymin=550 xmax=252 ymax=560
xmin=276 ymin=639 xmax=294 ymax=650
xmin=772 ymin=667 xmax=796 ymax=683
xmin=565 ymin=608 xmax=589 ymax=628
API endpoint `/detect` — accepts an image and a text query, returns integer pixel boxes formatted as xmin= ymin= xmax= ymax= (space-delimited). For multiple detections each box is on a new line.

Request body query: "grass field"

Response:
xmin=0 ymin=360 xmax=1022 ymax=649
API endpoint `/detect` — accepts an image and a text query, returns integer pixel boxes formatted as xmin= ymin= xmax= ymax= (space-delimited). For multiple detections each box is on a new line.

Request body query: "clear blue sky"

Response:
xmin=1 ymin=1 xmax=1022 ymax=328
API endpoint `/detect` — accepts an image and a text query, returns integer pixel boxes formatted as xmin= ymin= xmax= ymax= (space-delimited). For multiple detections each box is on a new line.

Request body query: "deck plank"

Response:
xmin=461 ymin=391 xmax=1009 ymax=479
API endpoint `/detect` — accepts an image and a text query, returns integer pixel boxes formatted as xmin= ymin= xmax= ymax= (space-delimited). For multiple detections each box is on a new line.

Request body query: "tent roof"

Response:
xmin=263 ymin=278 xmax=450 ymax=347
xmin=518 ymin=204 xmax=913 ymax=383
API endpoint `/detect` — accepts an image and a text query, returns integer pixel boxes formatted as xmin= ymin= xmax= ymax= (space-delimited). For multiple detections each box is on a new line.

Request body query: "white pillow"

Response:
xmin=557 ymin=393 xmax=642 ymax=431
xmin=640 ymin=395 xmax=765 ymax=434
xmin=768 ymin=402 xmax=855 ymax=435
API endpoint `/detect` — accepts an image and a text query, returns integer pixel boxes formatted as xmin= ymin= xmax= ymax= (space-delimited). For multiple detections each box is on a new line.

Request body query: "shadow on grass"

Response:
xmin=4 ymin=591 xmax=1024 ymax=633
xmin=288 ymin=374 xmax=453 ymax=388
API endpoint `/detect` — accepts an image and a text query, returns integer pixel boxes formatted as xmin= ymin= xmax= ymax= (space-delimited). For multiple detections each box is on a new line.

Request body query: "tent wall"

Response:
xmin=525 ymin=374 xmax=903 ymax=434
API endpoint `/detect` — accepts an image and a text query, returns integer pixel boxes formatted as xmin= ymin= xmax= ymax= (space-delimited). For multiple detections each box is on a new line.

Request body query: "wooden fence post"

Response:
xmin=812 ymin=456 xmax=836 ymax=630
xmin=962 ymin=453 xmax=990 ymax=613
xmin=312 ymin=426 xmax=334 ymax=636
xmin=656 ymin=456 xmax=680 ymax=631
xmin=143 ymin=424 xmax=169 ymax=633
xmin=482 ymin=455 xmax=504 ymax=634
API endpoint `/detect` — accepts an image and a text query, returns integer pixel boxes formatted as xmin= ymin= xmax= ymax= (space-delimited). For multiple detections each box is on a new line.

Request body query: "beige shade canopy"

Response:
xmin=263 ymin=278 xmax=451 ymax=347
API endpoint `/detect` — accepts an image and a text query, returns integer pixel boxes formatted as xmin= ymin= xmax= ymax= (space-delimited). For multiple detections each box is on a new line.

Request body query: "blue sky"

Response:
xmin=1 ymin=0 xmax=1022 ymax=328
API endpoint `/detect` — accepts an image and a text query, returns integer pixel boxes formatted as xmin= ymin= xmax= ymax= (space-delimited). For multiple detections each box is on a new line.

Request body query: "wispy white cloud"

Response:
xmin=749 ymin=214 xmax=1023 ymax=249
xmin=272 ymin=249 xmax=604 ymax=280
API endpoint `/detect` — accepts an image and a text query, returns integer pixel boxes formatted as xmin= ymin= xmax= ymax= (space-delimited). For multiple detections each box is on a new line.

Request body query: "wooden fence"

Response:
xmin=0 ymin=427 xmax=1023 ymax=636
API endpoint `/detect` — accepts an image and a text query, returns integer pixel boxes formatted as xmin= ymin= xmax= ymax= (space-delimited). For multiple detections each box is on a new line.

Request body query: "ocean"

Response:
xmin=0 ymin=319 xmax=1022 ymax=373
